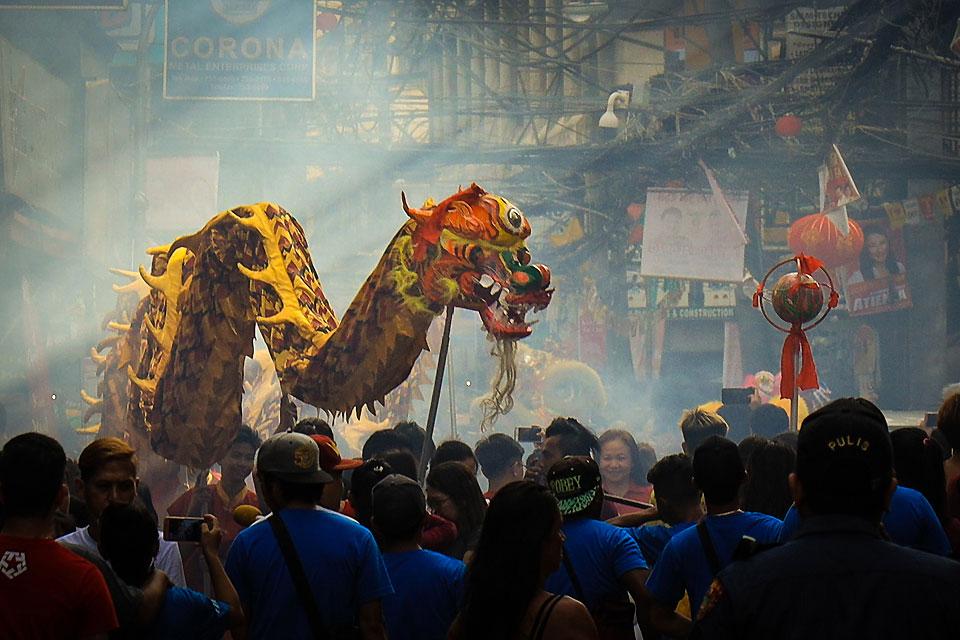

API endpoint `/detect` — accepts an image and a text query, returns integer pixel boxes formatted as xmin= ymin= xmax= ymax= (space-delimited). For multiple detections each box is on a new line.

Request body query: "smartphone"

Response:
xmin=722 ymin=387 xmax=755 ymax=405
xmin=515 ymin=426 xmax=544 ymax=444
xmin=163 ymin=516 xmax=204 ymax=543
xmin=924 ymin=412 xmax=938 ymax=428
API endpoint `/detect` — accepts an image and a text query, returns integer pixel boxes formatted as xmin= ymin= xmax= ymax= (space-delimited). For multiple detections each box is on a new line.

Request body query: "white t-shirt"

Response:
xmin=57 ymin=525 xmax=186 ymax=587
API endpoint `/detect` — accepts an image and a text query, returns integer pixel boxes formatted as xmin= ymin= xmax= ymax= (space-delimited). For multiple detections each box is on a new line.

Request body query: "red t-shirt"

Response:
xmin=605 ymin=482 xmax=654 ymax=516
xmin=0 ymin=535 xmax=118 ymax=639
xmin=167 ymin=482 xmax=259 ymax=591
xmin=167 ymin=482 xmax=259 ymax=548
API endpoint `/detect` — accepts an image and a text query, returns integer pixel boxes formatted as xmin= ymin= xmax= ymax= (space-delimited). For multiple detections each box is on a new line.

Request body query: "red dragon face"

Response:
xmin=402 ymin=184 xmax=552 ymax=339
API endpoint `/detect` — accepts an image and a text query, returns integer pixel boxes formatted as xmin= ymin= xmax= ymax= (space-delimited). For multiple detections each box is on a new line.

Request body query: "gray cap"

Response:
xmin=255 ymin=431 xmax=333 ymax=484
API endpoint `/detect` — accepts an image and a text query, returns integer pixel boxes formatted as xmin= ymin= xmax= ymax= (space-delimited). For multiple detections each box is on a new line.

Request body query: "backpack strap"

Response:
xmin=697 ymin=519 xmax=723 ymax=577
xmin=268 ymin=513 xmax=328 ymax=640
xmin=561 ymin=546 xmax=587 ymax=604
xmin=530 ymin=593 xmax=564 ymax=640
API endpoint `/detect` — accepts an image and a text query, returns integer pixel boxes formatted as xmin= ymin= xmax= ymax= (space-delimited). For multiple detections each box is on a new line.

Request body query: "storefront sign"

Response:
xmin=164 ymin=0 xmax=316 ymax=101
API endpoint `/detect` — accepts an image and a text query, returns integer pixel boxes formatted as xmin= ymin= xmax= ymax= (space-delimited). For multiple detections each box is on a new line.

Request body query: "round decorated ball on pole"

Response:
xmin=753 ymin=255 xmax=838 ymax=431
xmin=771 ymin=272 xmax=824 ymax=325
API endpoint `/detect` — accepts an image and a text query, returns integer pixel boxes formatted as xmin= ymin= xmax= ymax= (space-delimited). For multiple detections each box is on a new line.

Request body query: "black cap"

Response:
xmin=692 ymin=436 xmax=744 ymax=504
xmin=372 ymin=473 xmax=427 ymax=533
xmin=547 ymin=456 xmax=602 ymax=517
xmin=797 ymin=398 xmax=893 ymax=501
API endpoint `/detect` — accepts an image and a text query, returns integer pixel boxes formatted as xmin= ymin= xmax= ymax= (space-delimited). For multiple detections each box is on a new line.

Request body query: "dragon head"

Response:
xmin=402 ymin=183 xmax=552 ymax=339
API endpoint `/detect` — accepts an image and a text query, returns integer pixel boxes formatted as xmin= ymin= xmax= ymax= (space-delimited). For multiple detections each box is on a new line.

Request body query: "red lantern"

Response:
xmin=775 ymin=114 xmax=803 ymax=138
xmin=628 ymin=224 xmax=644 ymax=245
xmin=626 ymin=203 xmax=644 ymax=221
xmin=787 ymin=214 xmax=864 ymax=268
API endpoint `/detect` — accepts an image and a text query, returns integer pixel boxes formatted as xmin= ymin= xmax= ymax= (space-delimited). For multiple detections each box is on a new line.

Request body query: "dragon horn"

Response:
xmin=127 ymin=366 xmax=157 ymax=395
xmin=401 ymin=192 xmax=433 ymax=225
xmin=76 ymin=423 xmax=102 ymax=435
xmin=108 ymin=321 xmax=131 ymax=334
xmin=96 ymin=335 xmax=120 ymax=351
xmin=146 ymin=245 xmax=170 ymax=256
xmin=108 ymin=268 xmax=140 ymax=280
xmin=90 ymin=347 xmax=108 ymax=365
xmin=80 ymin=389 xmax=101 ymax=407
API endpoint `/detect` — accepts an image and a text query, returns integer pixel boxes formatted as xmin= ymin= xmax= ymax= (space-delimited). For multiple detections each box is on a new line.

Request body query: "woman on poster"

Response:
xmin=848 ymin=227 xmax=906 ymax=284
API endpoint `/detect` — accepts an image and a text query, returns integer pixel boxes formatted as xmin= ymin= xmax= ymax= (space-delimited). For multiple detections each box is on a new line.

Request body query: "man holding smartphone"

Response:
xmin=58 ymin=438 xmax=186 ymax=587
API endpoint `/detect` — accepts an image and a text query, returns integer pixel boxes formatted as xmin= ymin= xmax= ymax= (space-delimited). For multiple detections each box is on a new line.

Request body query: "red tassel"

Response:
xmin=780 ymin=325 xmax=820 ymax=399
xmin=796 ymin=254 xmax=824 ymax=276
xmin=828 ymin=289 xmax=839 ymax=308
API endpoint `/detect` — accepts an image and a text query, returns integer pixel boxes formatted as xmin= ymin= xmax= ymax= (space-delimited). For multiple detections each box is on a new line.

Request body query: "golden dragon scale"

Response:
xmin=123 ymin=184 xmax=552 ymax=468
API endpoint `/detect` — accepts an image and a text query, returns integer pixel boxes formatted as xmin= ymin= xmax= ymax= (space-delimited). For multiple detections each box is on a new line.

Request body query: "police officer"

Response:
xmin=694 ymin=398 xmax=960 ymax=639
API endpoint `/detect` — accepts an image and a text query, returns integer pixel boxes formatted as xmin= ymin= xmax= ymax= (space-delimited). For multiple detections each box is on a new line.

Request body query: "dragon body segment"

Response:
xmin=120 ymin=184 xmax=550 ymax=468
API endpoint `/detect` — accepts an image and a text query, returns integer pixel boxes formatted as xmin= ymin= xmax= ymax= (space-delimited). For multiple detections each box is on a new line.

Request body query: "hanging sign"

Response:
xmin=0 ymin=1 xmax=125 ymax=8
xmin=164 ymin=0 xmax=316 ymax=101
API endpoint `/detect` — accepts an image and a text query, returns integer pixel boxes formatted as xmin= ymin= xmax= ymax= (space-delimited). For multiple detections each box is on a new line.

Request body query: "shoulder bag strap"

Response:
xmin=696 ymin=519 xmax=723 ymax=577
xmin=561 ymin=545 xmax=587 ymax=604
xmin=530 ymin=593 xmax=564 ymax=640
xmin=268 ymin=513 xmax=328 ymax=640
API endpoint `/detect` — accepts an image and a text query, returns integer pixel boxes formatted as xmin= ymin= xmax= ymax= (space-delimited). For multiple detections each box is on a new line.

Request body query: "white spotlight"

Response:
xmin=599 ymin=90 xmax=630 ymax=129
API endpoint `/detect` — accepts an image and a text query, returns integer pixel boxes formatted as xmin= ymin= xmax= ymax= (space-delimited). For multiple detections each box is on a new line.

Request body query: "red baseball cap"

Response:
xmin=311 ymin=435 xmax=363 ymax=472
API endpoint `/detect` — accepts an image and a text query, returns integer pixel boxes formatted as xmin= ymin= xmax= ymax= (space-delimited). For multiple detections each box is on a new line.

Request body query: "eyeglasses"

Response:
xmin=427 ymin=495 xmax=451 ymax=514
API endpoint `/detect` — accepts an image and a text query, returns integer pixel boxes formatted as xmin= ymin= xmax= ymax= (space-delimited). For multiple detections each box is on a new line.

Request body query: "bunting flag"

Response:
xmin=918 ymin=194 xmax=936 ymax=222
xmin=884 ymin=202 xmax=907 ymax=230
xmin=875 ymin=182 xmax=960 ymax=229
xmin=935 ymin=189 xmax=953 ymax=217
xmin=902 ymin=198 xmax=921 ymax=226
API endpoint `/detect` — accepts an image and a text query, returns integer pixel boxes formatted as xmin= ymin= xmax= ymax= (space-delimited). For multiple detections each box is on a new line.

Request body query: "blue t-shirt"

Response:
xmin=645 ymin=511 xmax=782 ymax=618
xmin=225 ymin=507 xmax=394 ymax=639
xmin=779 ymin=485 xmax=951 ymax=556
xmin=627 ymin=521 xmax=696 ymax=566
xmin=382 ymin=549 xmax=465 ymax=640
xmin=153 ymin=586 xmax=230 ymax=640
xmin=545 ymin=517 xmax=648 ymax=612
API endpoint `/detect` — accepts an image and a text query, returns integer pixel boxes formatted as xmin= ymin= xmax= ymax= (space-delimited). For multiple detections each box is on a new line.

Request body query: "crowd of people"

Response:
xmin=3 ymin=392 xmax=960 ymax=639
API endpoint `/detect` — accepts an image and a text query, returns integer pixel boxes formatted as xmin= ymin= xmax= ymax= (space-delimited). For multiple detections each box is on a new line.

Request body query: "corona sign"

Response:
xmin=164 ymin=0 xmax=316 ymax=101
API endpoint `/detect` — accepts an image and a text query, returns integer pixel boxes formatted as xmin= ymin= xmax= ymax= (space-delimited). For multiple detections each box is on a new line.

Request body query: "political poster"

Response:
xmin=640 ymin=188 xmax=749 ymax=283
xmin=844 ymin=220 xmax=912 ymax=317
xmin=164 ymin=0 xmax=316 ymax=100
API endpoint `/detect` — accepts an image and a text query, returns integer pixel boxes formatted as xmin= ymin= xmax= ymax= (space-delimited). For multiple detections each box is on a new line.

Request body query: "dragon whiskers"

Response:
xmin=479 ymin=336 xmax=518 ymax=432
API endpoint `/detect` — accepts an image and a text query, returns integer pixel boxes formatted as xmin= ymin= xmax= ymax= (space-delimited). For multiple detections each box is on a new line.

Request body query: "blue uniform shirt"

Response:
xmin=225 ymin=507 xmax=394 ymax=639
xmin=645 ymin=511 xmax=782 ymax=618
xmin=153 ymin=587 xmax=230 ymax=640
xmin=545 ymin=517 xmax=648 ymax=612
xmin=780 ymin=485 xmax=951 ymax=556
xmin=382 ymin=549 xmax=465 ymax=640
xmin=626 ymin=521 xmax=696 ymax=566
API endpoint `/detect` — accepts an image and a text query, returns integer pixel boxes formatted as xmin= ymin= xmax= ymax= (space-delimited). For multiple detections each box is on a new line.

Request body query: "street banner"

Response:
xmin=640 ymin=188 xmax=749 ymax=283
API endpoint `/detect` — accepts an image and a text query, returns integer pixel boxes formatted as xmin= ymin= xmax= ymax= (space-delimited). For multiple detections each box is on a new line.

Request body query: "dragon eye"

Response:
xmin=502 ymin=206 xmax=525 ymax=234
